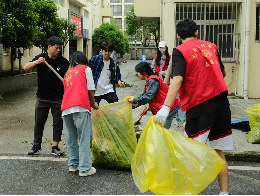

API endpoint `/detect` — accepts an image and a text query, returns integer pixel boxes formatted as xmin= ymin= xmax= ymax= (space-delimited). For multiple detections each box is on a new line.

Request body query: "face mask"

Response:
xmin=159 ymin=47 xmax=166 ymax=53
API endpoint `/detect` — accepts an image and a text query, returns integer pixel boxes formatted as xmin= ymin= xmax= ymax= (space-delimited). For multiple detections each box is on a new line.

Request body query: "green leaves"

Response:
xmin=1 ymin=0 xmax=38 ymax=49
xmin=92 ymin=23 xmax=130 ymax=55
xmin=0 ymin=0 xmax=75 ymax=53
xmin=125 ymin=4 xmax=158 ymax=47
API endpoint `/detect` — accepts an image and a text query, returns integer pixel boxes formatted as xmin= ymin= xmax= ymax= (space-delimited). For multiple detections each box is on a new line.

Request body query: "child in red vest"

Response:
xmin=128 ymin=62 xmax=180 ymax=129
xmin=61 ymin=51 xmax=98 ymax=177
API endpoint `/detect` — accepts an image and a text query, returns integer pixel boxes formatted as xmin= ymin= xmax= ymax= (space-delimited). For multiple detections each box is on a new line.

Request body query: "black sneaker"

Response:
xmin=28 ymin=145 xmax=41 ymax=155
xmin=51 ymin=147 xmax=62 ymax=156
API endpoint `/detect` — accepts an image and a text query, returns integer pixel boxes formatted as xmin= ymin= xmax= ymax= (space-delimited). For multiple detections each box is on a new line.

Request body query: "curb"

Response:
xmin=224 ymin=151 xmax=260 ymax=162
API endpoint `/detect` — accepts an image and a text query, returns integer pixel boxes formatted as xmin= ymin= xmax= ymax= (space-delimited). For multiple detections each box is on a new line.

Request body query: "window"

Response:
xmin=55 ymin=0 xmax=63 ymax=6
xmin=69 ymin=3 xmax=80 ymax=15
xmin=115 ymin=18 xmax=122 ymax=29
xmin=124 ymin=0 xmax=134 ymax=3
xmin=176 ymin=3 xmax=240 ymax=62
xmin=110 ymin=0 xmax=121 ymax=3
xmin=111 ymin=5 xmax=122 ymax=16
xmin=256 ymin=5 xmax=260 ymax=41
xmin=124 ymin=5 xmax=131 ymax=15
xmin=84 ymin=10 xmax=88 ymax=18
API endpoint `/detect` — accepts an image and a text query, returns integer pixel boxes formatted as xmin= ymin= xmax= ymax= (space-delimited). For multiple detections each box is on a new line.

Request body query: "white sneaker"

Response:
xmin=69 ymin=166 xmax=78 ymax=172
xmin=219 ymin=191 xmax=228 ymax=195
xmin=79 ymin=167 xmax=96 ymax=177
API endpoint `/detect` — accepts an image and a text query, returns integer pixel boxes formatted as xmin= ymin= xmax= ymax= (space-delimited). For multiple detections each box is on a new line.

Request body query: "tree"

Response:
xmin=1 ymin=0 xmax=39 ymax=72
xmin=125 ymin=5 xmax=159 ymax=47
xmin=32 ymin=0 xmax=64 ymax=52
xmin=0 ymin=0 xmax=4 ymax=39
xmin=92 ymin=23 xmax=130 ymax=56
xmin=59 ymin=19 xmax=76 ymax=55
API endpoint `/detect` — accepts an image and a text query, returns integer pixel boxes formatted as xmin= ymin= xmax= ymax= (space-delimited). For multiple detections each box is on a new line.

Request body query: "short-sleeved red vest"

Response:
xmin=154 ymin=55 xmax=172 ymax=73
xmin=175 ymin=39 xmax=228 ymax=112
xmin=145 ymin=75 xmax=180 ymax=114
xmin=61 ymin=65 xmax=91 ymax=112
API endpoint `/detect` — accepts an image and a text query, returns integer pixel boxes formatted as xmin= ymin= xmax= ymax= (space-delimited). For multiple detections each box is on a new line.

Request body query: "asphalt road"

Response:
xmin=0 ymin=154 xmax=259 ymax=195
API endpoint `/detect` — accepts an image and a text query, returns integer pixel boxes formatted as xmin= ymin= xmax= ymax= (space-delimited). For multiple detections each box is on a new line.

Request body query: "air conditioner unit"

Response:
xmin=83 ymin=29 xmax=90 ymax=38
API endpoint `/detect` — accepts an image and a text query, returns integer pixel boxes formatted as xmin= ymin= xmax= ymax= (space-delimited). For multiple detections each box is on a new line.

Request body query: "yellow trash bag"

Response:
xmin=91 ymin=100 xmax=137 ymax=169
xmin=245 ymin=103 xmax=260 ymax=143
xmin=131 ymin=116 xmax=225 ymax=195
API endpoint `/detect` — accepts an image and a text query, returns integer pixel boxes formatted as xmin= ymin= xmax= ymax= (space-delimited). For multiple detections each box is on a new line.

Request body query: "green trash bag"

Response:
xmin=91 ymin=100 xmax=137 ymax=169
xmin=245 ymin=103 xmax=260 ymax=143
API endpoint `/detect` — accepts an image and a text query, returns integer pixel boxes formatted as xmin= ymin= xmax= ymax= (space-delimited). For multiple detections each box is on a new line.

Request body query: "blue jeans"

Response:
xmin=164 ymin=105 xmax=180 ymax=129
xmin=176 ymin=94 xmax=186 ymax=123
xmin=176 ymin=108 xmax=186 ymax=123
xmin=62 ymin=112 xmax=93 ymax=173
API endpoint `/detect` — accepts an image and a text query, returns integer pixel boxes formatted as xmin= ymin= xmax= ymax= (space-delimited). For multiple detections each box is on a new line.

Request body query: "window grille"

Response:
xmin=55 ymin=0 xmax=63 ymax=6
xmin=115 ymin=18 xmax=122 ymax=29
xmin=175 ymin=3 xmax=241 ymax=62
xmin=124 ymin=0 xmax=134 ymax=3
xmin=124 ymin=5 xmax=131 ymax=15
xmin=110 ymin=0 xmax=122 ymax=3
xmin=111 ymin=5 xmax=122 ymax=16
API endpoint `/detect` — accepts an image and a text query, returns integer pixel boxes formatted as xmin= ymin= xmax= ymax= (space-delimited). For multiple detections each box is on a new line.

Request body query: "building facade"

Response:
xmin=0 ymin=0 xmax=112 ymax=71
xmin=134 ymin=0 xmax=260 ymax=98
xmin=110 ymin=0 xmax=134 ymax=30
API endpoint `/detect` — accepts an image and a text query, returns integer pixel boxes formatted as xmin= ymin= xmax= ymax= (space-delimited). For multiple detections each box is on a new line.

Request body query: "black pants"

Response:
xmin=33 ymin=98 xmax=63 ymax=146
xmin=94 ymin=92 xmax=118 ymax=105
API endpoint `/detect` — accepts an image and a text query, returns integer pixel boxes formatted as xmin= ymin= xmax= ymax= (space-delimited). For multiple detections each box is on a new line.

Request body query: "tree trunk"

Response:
xmin=18 ymin=48 xmax=22 ymax=74
xmin=10 ymin=47 xmax=16 ymax=74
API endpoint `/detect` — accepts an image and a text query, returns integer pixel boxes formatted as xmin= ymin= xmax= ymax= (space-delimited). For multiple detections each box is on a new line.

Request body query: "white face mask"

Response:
xmin=159 ymin=47 xmax=166 ymax=53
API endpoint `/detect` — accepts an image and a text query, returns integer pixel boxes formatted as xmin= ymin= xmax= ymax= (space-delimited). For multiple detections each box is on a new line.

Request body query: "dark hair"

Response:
xmin=135 ymin=62 xmax=155 ymax=76
xmin=100 ymin=41 xmax=114 ymax=52
xmin=176 ymin=19 xmax=198 ymax=40
xmin=71 ymin=51 xmax=88 ymax=67
xmin=48 ymin=36 xmax=63 ymax=46
xmin=156 ymin=47 xmax=170 ymax=66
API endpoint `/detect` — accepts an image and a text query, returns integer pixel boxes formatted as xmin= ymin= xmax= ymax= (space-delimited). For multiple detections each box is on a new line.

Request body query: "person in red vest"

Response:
xmin=61 ymin=51 xmax=98 ymax=177
xmin=128 ymin=62 xmax=180 ymax=129
xmin=155 ymin=19 xmax=233 ymax=195
xmin=151 ymin=41 xmax=171 ymax=79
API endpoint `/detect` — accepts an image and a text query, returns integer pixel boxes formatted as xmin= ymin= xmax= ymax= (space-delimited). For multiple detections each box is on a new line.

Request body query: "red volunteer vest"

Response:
xmin=145 ymin=75 xmax=180 ymax=114
xmin=175 ymin=39 xmax=228 ymax=112
xmin=61 ymin=65 xmax=91 ymax=112
xmin=154 ymin=55 xmax=172 ymax=73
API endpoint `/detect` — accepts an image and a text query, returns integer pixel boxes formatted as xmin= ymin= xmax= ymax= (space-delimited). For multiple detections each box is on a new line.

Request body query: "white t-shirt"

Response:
xmin=62 ymin=67 xmax=95 ymax=117
xmin=94 ymin=60 xmax=114 ymax=96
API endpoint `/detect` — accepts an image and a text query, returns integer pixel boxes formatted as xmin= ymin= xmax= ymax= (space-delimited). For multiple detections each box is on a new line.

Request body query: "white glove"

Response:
xmin=155 ymin=105 xmax=171 ymax=125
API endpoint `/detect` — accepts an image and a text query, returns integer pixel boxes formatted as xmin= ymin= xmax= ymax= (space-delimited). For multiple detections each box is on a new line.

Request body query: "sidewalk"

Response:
xmin=0 ymin=60 xmax=260 ymax=161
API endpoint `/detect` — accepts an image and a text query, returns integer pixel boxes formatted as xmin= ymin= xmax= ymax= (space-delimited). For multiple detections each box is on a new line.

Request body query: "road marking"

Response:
xmin=0 ymin=156 xmax=67 ymax=162
xmin=229 ymin=166 xmax=260 ymax=171
xmin=0 ymin=156 xmax=260 ymax=171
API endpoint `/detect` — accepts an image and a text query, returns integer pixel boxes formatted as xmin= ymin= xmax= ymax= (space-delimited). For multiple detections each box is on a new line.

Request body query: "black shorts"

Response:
xmin=184 ymin=107 xmax=233 ymax=150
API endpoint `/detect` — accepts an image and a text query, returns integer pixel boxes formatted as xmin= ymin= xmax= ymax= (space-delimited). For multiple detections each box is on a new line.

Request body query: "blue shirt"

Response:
xmin=88 ymin=54 xmax=122 ymax=91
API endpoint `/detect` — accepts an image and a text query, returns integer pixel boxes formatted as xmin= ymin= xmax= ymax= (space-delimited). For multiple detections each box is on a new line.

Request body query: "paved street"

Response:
xmin=0 ymin=60 xmax=260 ymax=194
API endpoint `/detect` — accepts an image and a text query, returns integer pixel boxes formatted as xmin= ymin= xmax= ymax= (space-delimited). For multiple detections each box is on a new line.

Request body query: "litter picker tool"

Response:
xmin=44 ymin=61 xmax=64 ymax=82
xmin=121 ymin=87 xmax=125 ymax=98
xmin=134 ymin=104 xmax=149 ymax=125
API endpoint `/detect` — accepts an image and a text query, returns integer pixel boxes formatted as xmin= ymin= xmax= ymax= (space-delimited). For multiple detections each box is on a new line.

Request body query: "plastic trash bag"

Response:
xmin=131 ymin=116 xmax=225 ymax=195
xmin=245 ymin=103 xmax=260 ymax=143
xmin=91 ymin=100 xmax=137 ymax=169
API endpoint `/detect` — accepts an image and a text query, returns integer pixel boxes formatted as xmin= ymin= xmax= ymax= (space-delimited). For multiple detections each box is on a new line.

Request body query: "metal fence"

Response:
xmin=175 ymin=2 xmax=241 ymax=62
